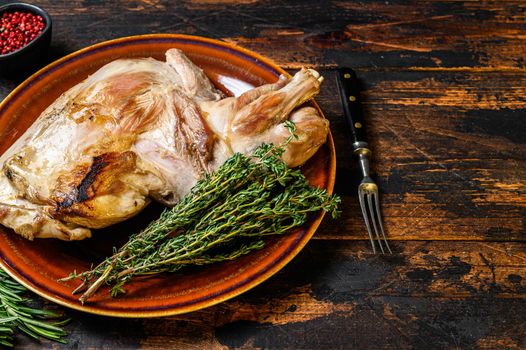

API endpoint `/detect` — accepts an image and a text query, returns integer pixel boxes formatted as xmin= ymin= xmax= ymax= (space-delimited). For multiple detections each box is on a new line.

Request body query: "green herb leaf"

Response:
xmin=66 ymin=142 xmax=340 ymax=302
xmin=0 ymin=270 xmax=68 ymax=347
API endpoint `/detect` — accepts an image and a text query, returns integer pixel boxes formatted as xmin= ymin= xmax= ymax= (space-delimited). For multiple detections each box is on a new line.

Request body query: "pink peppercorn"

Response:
xmin=0 ymin=11 xmax=46 ymax=55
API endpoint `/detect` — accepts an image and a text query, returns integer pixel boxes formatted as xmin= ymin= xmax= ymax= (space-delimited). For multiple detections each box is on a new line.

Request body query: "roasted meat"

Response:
xmin=0 ymin=49 xmax=329 ymax=240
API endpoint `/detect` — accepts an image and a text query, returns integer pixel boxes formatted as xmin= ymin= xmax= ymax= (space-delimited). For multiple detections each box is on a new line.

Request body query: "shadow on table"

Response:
xmin=0 ymin=43 xmax=70 ymax=81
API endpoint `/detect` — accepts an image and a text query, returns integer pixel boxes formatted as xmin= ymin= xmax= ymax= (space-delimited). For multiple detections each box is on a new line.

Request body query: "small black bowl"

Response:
xmin=0 ymin=2 xmax=52 ymax=76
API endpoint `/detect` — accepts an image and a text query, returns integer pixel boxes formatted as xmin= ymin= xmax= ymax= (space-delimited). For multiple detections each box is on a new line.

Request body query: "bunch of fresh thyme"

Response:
xmin=0 ymin=270 xmax=68 ymax=347
xmin=64 ymin=129 xmax=340 ymax=303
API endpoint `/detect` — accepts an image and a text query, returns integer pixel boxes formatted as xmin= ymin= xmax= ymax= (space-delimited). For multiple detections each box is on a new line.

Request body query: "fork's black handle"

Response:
xmin=336 ymin=68 xmax=369 ymax=152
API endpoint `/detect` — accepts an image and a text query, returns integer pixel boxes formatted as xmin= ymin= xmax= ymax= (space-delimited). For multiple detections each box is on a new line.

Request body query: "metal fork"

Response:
xmin=337 ymin=68 xmax=392 ymax=254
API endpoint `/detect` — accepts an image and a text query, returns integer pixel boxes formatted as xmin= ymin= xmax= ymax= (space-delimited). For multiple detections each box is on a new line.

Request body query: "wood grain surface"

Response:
xmin=0 ymin=0 xmax=525 ymax=349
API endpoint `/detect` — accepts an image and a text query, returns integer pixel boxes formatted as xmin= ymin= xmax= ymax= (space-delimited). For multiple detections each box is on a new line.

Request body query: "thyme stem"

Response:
xmin=65 ymin=142 xmax=340 ymax=301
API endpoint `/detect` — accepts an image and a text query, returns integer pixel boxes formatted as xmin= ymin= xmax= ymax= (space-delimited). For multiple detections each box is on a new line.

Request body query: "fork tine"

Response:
xmin=367 ymin=193 xmax=385 ymax=254
xmin=372 ymin=191 xmax=392 ymax=254
xmin=358 ymin=191 xmax=376 ymax=254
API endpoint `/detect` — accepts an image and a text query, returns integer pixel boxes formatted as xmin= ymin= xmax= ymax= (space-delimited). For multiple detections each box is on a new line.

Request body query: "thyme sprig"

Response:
xmin=63 ymin=137 xmax=340 ymax=303
xmin=0 ymin=270 xmax=68 ymax=347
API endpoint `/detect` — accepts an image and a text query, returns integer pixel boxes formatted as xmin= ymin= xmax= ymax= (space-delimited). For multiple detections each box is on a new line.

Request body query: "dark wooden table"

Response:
xmin=1 ymin=1 xmax=525 ymax=349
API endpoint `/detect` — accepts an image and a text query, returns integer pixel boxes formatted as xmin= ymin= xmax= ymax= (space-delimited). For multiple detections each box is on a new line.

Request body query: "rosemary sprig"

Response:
xmin=0 ymin=270 xmax=68 ymax=347
xmin=63 ymin=137 xmax=340 ymax=302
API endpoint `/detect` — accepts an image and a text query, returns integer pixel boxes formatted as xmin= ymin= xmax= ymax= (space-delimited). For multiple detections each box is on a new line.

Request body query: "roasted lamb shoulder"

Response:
xmin=0 ymin=49 xmax=329 ymax=240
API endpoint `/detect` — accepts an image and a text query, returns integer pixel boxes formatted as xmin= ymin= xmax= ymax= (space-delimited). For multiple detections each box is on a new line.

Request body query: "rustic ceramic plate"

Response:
xmin=0 ymin=34 xmax=335 ymax=317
